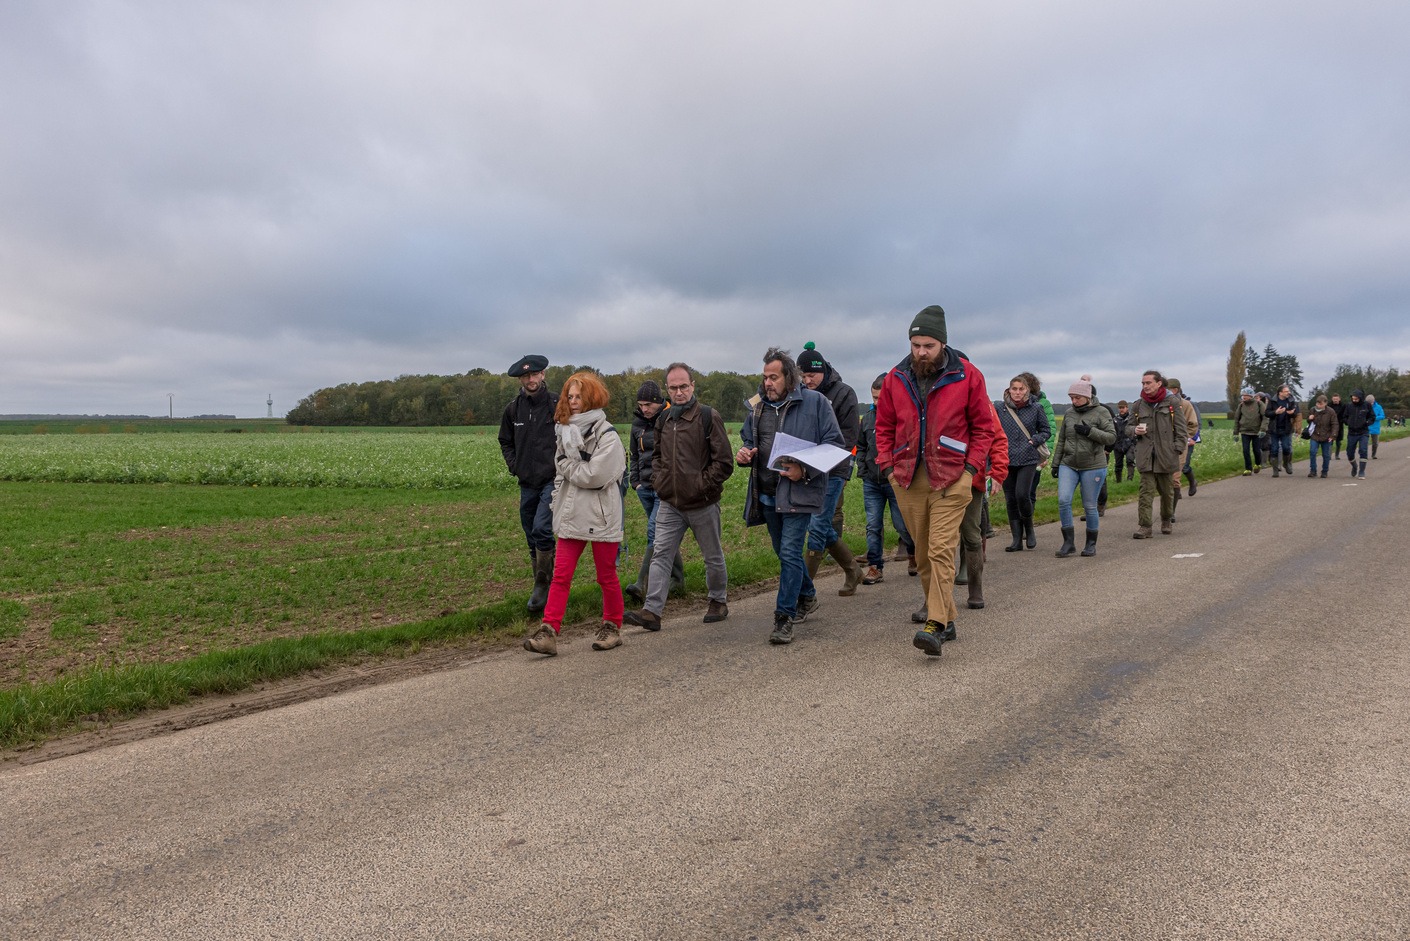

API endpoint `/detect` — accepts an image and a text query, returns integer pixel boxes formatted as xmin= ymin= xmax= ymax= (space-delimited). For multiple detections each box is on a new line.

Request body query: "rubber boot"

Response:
xmin=805 ymin=548 xmax=826 ymax=582
xmin=668 ymin=550 xmax=686 ymax=596
xmin=1283 ymin=454 xmax=1293 ymax=474
xmin=527 ymin=548 xmax=553 ymax=615
xmin=827 ymin=541 xmax=864 ymax=596
xmin=1271 ymin=460 xmax=1280 ymax=478
xmin=1055 ymin=526 xmax=1076 ymax=558
xmin=965 ymin=545 xmax=986 ymax=609
xmin=1005 ymin=518 xmax=1024 ymax=552
xmin=1081 ymin=529 xmax=1098 ymax=557
xmin=954 ymin=546 xmax=968 ymax=585
xmin=626 ymin=542 xmax=654 ymax=602
xmin=1024 ymin=517 xmax=1037 ymax=549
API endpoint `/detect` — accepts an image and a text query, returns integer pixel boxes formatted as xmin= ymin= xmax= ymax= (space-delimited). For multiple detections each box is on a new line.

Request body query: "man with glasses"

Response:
xmin=624 ymin=362 xmax=735 ymax=631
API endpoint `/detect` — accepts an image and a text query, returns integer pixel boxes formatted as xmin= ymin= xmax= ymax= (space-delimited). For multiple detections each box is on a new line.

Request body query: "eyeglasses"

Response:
xmin=667 ymin=384 xmax=692 ymax=393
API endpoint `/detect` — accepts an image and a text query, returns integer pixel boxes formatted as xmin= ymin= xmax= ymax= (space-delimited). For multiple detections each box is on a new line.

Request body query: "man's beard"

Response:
xmin=913 ymin=357 xmax=938 ymax=380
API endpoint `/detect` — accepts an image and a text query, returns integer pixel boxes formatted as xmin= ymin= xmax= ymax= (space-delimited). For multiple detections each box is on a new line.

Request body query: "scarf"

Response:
xmin=556 ymin=408 xmax=606 ymax=453
xmin=1141 ymin=387 xmax=1168 ymax=405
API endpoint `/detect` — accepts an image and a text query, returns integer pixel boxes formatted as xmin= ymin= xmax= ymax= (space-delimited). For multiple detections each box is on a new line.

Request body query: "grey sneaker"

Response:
xmin=769 ymin=612 xmax=795 ymax=645
xmin=523 ymin=624 xmax=558 ymax=656
xmin=703 ymin=600 xmax=729 ymax=623
xmin=591 ymin=622 xmax=622 ymax=651
xmin=795 ymin=594 xmax=819 ymax=621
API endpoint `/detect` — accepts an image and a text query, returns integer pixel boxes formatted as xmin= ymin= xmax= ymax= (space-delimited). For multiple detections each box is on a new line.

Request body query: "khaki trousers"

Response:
xmin=893 ymin=464 xmax=973 ymax=625
xmin=1137 ymin=470 xmax=1176 ymax=527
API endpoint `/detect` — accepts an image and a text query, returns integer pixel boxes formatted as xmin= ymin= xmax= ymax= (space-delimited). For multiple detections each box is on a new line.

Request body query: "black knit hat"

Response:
xmin=909 ymin=305 xmax=947 ymax=343
xmin=797 ymin=341 xmax=827 ymax=374
xmin=635 ymin=380 xmax=664 ymax=404
xmin=508 ymin=354 xmax=548 ymax=377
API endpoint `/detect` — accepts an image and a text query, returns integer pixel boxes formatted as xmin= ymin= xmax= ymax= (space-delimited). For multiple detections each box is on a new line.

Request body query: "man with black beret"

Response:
xmin=498 ymin=354 xmax=558 ymax=615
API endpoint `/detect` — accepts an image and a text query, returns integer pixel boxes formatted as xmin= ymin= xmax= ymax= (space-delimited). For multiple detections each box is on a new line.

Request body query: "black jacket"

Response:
xmin=812 ymin=364 xmax=859 ymax=480
xmin=629 ymin=406 xmax=661 ymax=491
xmin=1343 ymin=392 xmax=1375 ymax=434
xmin=498 ymin=385 xmax=559 ymax=488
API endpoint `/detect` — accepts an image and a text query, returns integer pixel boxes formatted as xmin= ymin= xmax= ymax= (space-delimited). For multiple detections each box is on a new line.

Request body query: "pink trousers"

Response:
xmin=542 ymin=538 xmax=623 ymax=631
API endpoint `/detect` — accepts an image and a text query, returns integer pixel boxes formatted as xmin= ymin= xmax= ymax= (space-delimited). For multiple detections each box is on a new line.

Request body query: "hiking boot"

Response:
xmin=907 ymin=554 xmax=918 ymax=576
xmin=913 ymin=620 xmax=945 ymax=656
xmin=703 ymin=600 xmax=729 ymax=623
xmin=795 ymin=594 xmax=819 ymax=621
xmin=1133 ymin=526 xmax=1153 ymax=539
xmin=623 ymin=608 xmax=662 ymax=631
xmin=623 ymin=582 xmax=644 ymax=603
xmin=523 ymin=624 xmax=558 ymax=656
xmin=591 ymin=623 xmax=622 ymax=651
xmin=862 ymin=565 xmax=884 ymax=585
xmin=1320 ymin=471 xmax=1328 ymax=478
xmin=1161 ymin=520 xmax=1173 ymax=535
xmin=912 ymin=605 xmax=928 ymax=624
xmin=769 ymin=612 xmax=795 ymax=645
xmin=939 ymin=621 xmax=957 ymax=642
xmin=1308 ymin=470 xmax=1316 ymax=478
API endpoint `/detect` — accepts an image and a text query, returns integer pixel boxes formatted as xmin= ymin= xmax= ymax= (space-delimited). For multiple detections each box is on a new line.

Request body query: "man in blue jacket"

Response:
xmin=738 ymin=348 xmax=846 ymax=645
xmin=1367 ymin=394 xmax=1386 ymax=460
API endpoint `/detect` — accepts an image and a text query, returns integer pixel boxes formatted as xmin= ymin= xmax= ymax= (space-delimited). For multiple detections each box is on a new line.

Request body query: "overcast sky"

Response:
xmin=3 ymin=1 xmax=1407 ymax=417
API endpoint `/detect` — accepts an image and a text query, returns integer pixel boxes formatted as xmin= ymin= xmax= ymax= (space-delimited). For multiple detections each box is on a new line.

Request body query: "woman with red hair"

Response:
xmin=523 ymin=371 xmax=628 ymax=656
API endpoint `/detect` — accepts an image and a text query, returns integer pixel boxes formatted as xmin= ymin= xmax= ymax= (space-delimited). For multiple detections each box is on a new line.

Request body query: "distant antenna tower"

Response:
xmin=267 ymin=394 xmax=274 ymax=419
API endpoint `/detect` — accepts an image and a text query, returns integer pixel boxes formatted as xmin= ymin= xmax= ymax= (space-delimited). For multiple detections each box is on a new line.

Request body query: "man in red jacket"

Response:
xmin=876 ymin=305 xmax=998 ymax=657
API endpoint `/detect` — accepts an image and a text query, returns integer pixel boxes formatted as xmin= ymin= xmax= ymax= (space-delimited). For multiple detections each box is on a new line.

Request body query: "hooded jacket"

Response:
xmin=809 ymin=361 xmax=860 ymax=480
xmin=1130 ymin=389 xmax=1187 ymax=474
xmin=1234 ymin=398 xmax=1264 ymax=436
xmin=629 ymin=404 xmax=661 ymax=491
xmin=1343 ymin=392 xmax=1375 ymax=434
xmin=876 ymin=347 xmax=996 ymax=492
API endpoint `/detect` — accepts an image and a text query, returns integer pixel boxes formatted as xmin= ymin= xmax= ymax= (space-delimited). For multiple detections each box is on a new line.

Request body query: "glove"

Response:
xmin=1074 ymin=422 xmax=1091 ymax=437
xmin=1050 ymin=465 xmax=1059 ymax=479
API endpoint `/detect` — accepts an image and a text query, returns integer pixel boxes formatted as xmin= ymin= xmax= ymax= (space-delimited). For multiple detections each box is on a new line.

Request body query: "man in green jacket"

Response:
xmin=1130 ymin=370 xmax=1186 ymax=538
xmin=1233 ymin=387 xmax=1264 ymax=475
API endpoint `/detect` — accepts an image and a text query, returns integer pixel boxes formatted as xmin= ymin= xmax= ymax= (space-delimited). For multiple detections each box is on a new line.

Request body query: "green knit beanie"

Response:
xmin=909 ymin=305 xmax=947 ymax=343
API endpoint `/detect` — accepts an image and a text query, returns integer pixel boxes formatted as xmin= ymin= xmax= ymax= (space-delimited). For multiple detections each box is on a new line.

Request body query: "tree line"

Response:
xmin=286 ymin=366 xmax=764 ymax=426
xmin=1225 ymin=332 xmax=1406 ymax=417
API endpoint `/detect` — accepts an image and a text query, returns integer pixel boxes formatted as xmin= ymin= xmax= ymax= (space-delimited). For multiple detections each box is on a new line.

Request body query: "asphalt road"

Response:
xmin=4 ymin=441 xmax=1408 ymax=940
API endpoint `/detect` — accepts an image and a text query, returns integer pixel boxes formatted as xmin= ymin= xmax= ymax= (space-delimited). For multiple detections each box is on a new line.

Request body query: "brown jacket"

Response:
xmin=651 ymin=398 xmax=735 ymax=512
xmin=1307 ymin=405 xmax=1340 ymax=443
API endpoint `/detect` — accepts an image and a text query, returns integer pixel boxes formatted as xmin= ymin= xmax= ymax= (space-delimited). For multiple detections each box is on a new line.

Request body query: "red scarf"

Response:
xmin=1141 ymin=387 xmax=1168 ymax=405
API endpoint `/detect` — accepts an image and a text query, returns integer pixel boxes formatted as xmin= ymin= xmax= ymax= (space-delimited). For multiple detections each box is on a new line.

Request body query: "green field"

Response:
xmin=1 ymin=418 xmax=1402 ymax=749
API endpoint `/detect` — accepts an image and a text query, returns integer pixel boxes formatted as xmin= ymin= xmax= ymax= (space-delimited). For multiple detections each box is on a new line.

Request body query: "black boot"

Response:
xmin=965 ymin=544 xmax=986 ymax=609
xmin=527 ymin=548 xmax=553 ymax=615
xmin=1024 ymin=517 xmax=1037 ymax=549
xmin=1187 ymin=471 xmax=1197 ymax=496
xmin=1081 ymin=529 xmax=1098 ymax=557
xmin=954 ymin=548 xmax=968 ymax=585
xmin=1055 ymin=526 xmax=1076 ymax=557
xmin=1005 ymin=518 xmax=1024 ymax=552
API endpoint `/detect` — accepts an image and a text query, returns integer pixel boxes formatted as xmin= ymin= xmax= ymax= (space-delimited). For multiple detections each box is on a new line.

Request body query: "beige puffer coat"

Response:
xmin=550 ymin=409 xmax=626 ymax=542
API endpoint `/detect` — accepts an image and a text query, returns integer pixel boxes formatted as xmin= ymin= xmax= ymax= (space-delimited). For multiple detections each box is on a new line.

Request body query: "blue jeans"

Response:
xmin=636 ymin=486 xmax=661 ymax=543
xmin=1346 ymin=432 xmax=1369 ymax=465
xmin=862 ymin=477 xmax=913 ymax=568
xmin=760 ymin=494 xmax=814 ymax=617
xmin=518 ymin=482 xmax=556 ymax=552
xmin=1268 ymin=432 xmax=1294 ymax=462
xmin=1308 ymin=441 xmax=1331 ymax=474
xmin=806 ymin=476 xmax=847 ymax=551
xmin=1057 ymin=465 xmax=1106 ymax=530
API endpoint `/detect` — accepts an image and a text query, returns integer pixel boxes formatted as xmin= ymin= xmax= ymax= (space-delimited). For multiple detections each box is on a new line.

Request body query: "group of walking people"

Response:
xmin=1232 ymin=386 xmax=1386 ymax=480
xmin=497 ymin=310 xmax=1388 ymax=661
